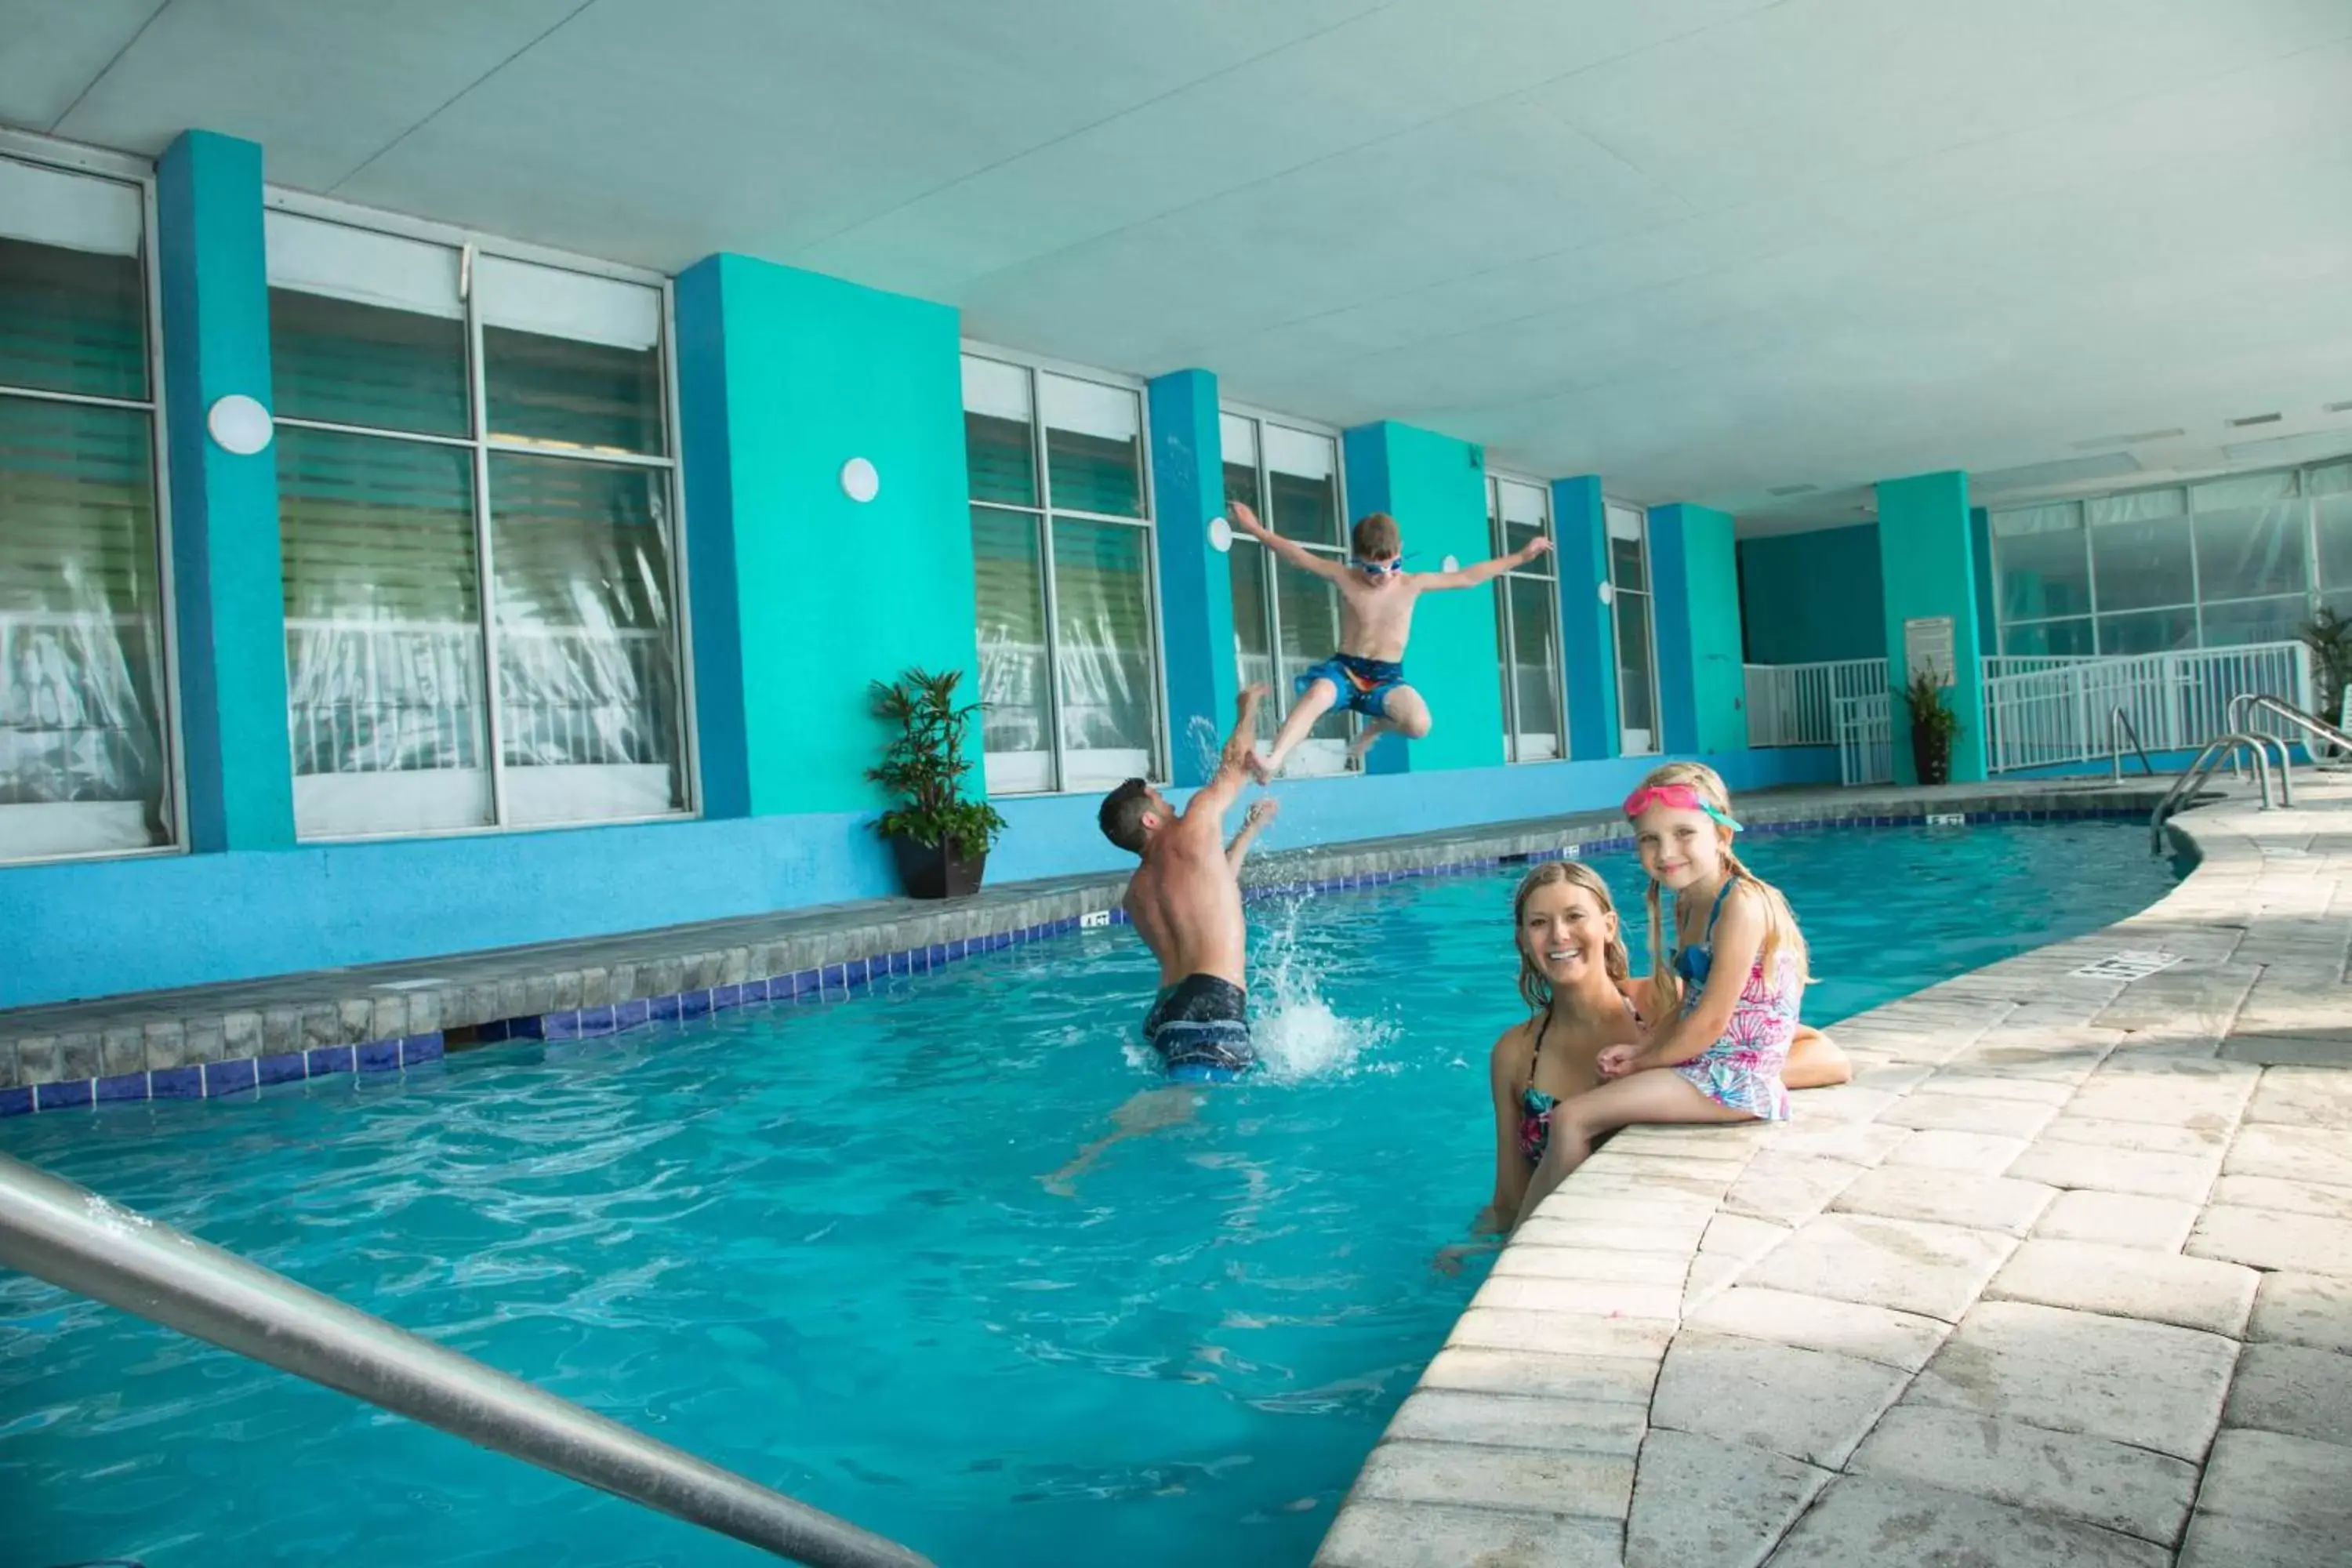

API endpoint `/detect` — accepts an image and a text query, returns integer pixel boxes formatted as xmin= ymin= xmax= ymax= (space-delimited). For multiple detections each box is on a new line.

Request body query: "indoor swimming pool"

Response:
xmin=0 ymin=820 xmax=2184 ymax=1568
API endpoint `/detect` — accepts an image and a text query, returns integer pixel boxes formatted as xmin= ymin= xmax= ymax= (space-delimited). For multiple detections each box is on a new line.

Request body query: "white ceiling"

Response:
xmin=8 ymin=0 xmax=2352 ymax=535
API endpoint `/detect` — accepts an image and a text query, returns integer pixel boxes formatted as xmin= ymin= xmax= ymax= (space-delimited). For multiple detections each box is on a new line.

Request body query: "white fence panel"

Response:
xmin=1981 ymin=641 xmax=2311 ymax=772
xmin=1744 ymin=659 xmax=1884 ymax=747
xmin=1835 ymin=693 xmax=1893 ymax=786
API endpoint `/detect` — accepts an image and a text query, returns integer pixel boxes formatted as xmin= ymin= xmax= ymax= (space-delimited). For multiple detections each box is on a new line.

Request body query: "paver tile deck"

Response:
xmin=1319 ymin=776 xmax=2352 ymax=1568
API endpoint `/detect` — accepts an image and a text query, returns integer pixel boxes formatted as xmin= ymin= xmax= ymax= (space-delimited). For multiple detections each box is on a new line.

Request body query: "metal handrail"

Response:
xmin=2151 ymin=731 xmax=2279 ymax=851
xmin=2229 ymin=691 xmax=2352 ymax=760
xmin=2108 ymin=707 xmax=2153 ymax=782
xmin=0 ymin=1152 xmax=932 ymax=1568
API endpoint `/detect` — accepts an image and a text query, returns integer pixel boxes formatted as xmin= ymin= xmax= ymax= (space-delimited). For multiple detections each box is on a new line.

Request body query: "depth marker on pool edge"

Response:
xmin=1080 ymin=910 xmax=1112 ymax=928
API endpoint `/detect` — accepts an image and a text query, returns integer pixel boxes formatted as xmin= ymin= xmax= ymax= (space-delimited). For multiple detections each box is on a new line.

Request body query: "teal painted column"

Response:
xmin=1552 ymin=476 xmax=1618 ymax=761
xmin=156 ymin=129 xmax=294 ymax=852
xmin=1145 ymin=368 xmax=1237 ymax=786
xmin=674 ymin=253 xmax=978 ymax=816
xmin=1340 ymin=419 xmax=1504 ymax=773
xmin=1878 ymin=470 xmax=1988 ymax=783
xmin=1648 ymin=502 xmax=1746 ymax=755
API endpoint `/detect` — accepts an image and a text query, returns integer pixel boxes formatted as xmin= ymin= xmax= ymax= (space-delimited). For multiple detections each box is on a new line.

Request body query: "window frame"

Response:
xmin=1989 ymin=461 xmax=2344 ymax=659
xmin=1605 ymin=498 xmax=1662 ymax=757
xmin=263 ymin=188 xmax=699 ymax=841
xmin=1487 ymin=468 xmax=1565 ymax=764
xmin=0 ymin=131 xmax=187 ymax=868
xmin=960 ymin=339 xmax=1170 ymax=797
xmin=1217 ymin=399 xmax=1359 ymax=769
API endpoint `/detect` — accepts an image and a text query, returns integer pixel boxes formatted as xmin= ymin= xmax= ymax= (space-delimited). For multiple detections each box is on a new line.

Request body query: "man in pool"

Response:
xmin=1096 ymin=681 xmax=1269 ymax=1082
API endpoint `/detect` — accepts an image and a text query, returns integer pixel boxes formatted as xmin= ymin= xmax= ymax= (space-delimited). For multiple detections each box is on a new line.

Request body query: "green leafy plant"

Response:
xmin=1903 ymin=664 xmax=1960 ymax=784
xmin=867 ymin=667 xmax=1006 ymax=852
xmin=2299 ymin=606 xmax=2352 ymax=722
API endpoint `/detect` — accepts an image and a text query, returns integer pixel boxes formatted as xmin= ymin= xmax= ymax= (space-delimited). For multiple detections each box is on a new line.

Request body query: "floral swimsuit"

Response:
xmin=1669 ymin=876 xmax=1799 ymax=1121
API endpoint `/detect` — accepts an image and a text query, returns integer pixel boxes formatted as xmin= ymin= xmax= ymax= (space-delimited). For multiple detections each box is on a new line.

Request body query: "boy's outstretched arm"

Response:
xmin=1230 ymin=501 xmax=1349 ymax=583
xmin=1225 ymin=797 xmax=1279 ymax=873
xmin=1183 ymin=682 xmax=1267 ymax=826
xmin=1418 ymin=535 xmax=1552 ymax=590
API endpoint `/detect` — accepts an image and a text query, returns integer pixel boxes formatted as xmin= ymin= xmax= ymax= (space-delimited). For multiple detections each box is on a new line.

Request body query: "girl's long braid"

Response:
xmin=1720 ymin=843 xmax=1812 ymax=982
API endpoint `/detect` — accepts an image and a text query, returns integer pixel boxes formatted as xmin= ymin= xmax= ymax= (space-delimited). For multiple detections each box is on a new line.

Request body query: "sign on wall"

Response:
xmin=1904 ymin=615 xmax=1955 ymax=687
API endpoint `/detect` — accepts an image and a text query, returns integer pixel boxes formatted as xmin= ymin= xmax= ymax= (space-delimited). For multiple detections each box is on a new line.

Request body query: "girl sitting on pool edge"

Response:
xmin=1453 ymin=856 xmax=1846 ymax=1249
xmin=1501 ymin=763 xmax=1840 ymax=1232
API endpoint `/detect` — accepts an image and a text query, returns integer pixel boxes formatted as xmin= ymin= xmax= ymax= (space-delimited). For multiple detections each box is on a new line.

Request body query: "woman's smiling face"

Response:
xmin=1519 ymin=877 xmax=1618 ymax=990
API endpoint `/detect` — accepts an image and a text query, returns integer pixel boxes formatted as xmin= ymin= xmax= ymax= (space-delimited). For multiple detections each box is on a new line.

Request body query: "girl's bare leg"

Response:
xmin=1515 ymin=1069 xmax=1751 ymax=1227
xmin=1785 ymin=1027 xmax=1851 ymax=1089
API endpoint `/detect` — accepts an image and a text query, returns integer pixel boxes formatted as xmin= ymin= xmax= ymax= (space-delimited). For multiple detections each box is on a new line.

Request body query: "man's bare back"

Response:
xmin=1124 ymin=826 xmax=1246 ymax=989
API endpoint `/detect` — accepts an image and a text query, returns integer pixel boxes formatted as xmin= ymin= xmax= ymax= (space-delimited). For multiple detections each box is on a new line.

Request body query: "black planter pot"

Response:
xmin=891 ymin=834 xmax=987 ymax=900
xmin=1911 ymin=727 xmax=1953 ymax=787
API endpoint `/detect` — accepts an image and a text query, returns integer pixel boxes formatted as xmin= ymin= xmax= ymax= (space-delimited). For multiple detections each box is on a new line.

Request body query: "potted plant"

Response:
xmin=2299 ymin=606 xmax=2352 ymax=727
xmin=1904 ymin=665 xmax=1960 ymax=786
xmin=868 ymin=667 xmax=1007 ymax=900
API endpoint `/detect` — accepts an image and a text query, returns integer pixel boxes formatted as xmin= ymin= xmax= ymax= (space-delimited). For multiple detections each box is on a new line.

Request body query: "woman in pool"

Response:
xmin=1507 ymin=762 xmax=1825 ymax=1228
xmin=1468 ymin=855 xmax=1848 ymax=1237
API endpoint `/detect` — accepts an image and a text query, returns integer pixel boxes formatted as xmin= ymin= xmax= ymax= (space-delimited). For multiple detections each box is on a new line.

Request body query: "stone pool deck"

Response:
xmin=0 ymin=778 xmax=2169 ymax=1112
xmin=1316 ymin=775 xmax=2352 ymax=1568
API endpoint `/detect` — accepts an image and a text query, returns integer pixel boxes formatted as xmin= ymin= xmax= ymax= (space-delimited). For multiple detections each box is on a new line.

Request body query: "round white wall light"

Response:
xmin=1598 ymin=581 xmax=1616 ymax=605
xmin=1441 ymin=554 xmax=1461 ymax=573
xmin=1207 ymin=516 xmax=1233 ymax=553
xmin=207 ymin=394 xmax=273 ymax=456
xmin=840 ymin=456 xmax=880 ymax=503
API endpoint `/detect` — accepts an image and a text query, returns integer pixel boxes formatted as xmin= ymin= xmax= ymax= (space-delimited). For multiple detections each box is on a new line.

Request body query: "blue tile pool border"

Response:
xmin=0 ymin=799 xmax=2165 ymax=1120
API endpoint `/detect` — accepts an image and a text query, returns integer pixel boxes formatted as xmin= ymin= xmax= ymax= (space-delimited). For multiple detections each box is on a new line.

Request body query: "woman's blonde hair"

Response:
xmin=1512 ymin=860 xmax=1630 ymax=1014
xmin=1627 ymin=760 xmax=1809 ymax=1019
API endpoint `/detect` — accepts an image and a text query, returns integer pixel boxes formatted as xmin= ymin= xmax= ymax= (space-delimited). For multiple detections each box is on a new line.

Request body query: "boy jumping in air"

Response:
xmin=1228 ymin=501 xmax=1552 ymax=779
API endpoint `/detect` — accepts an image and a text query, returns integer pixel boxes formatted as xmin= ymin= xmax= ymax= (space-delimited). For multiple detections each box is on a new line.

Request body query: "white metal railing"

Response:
xmin=1744 ymin=658 xmax=1885 ymax=747
xmin=1980 ymin=655 xmax=2097 ymax=681
xmin=1835 ymin=693 xmax=1893 ymax=786
xmin=1982 ymin=641 xmax=2313 ymax=773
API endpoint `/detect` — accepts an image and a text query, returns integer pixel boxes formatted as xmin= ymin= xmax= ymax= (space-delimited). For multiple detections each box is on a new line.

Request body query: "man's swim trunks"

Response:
xmin=1142 ymin=975 xmax=1254 ymax=1082
xmin=1295 ymin=652 xmax=1406 ymax=719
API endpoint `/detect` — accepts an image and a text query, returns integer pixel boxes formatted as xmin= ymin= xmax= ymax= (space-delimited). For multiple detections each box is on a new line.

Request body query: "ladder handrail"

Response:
xmin=2108 ymin=707 xmax=2153 ymax=782
xmin=2228 ymin=691 xmax=2352 ymax=757
xmin=0 ymin=1152 xmax=932 ymax=1568
xmin=2151 ymin=731 xmax=2278 ymax=850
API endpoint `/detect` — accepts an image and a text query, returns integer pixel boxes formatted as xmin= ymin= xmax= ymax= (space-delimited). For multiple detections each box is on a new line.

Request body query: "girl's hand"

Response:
xmin=1596 ymin=1043 xmax=1642 ymax=1079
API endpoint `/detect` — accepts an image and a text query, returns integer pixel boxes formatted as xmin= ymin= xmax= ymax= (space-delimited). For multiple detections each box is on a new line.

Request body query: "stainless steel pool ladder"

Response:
xmin=2108 ymin=708 xmax=2153 ymax=783
xmin=2151 ymin=731 xmax=2282 ymax=851
xmin=2226 ymin=692 xmax=2352 ymax=768
xmin=0 ymin=1152 xmax=932 ymax=1568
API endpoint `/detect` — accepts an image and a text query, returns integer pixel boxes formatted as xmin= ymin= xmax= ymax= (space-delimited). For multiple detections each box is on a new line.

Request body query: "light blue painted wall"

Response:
xmin=1738 ymin=524 xmax=1885 ymax=665
xmin=1650 ymin=503 xmax=1751 ymax=754
xmin=157 ymin=129 xmax=293 ymax=851
xmin=1878 ymin=470 xmax=1988 ymax=784
xmin=1552 ymin=476 xmax=1618 ymax=761
xmin=1146 ymin=369 xmax=1237 ymax=784
xmin=673 ymin=253 xmax=976 ymax=817
xmin=1340 ymin=420 xmax=1506 ymax=773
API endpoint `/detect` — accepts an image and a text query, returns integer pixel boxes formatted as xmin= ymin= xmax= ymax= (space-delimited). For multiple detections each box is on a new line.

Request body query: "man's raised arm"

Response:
xmin=1185 ymin=682 xmax=1267 ymax=826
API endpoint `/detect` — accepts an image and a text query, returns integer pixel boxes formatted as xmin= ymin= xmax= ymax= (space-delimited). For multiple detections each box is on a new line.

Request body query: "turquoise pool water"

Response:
xmin=0 ymin=822 xmax=2180 ymax=1568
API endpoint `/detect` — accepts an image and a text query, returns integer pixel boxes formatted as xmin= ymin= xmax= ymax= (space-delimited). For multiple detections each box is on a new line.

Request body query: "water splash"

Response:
xmin=1183 ymin=715 xmax=1221 ymax=782
xmin=1246 ymin=896 xmax=1391 ymax=1083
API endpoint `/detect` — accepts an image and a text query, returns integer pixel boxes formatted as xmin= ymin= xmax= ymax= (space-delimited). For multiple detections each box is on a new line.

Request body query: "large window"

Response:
xmin=0 ymin=154 xmax=174 ymax=865
xmin=1490 ymin=473 xmax=1564 ymax=761
xmin=1221 ymin=409 xmax=1353 ymax=773
xmin=963 ymin=351 xmax=1163 ymax=794
xmin=1607 ymin=502 xmax=1661 ymax=755
xmin=267 ymin=210 xmax=687 ymax=839
xmin=1991 ymin=459 xmax=2352 ymax=659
